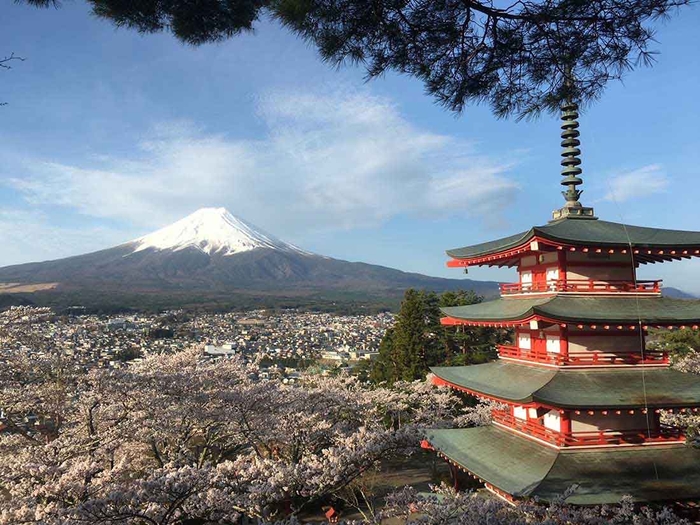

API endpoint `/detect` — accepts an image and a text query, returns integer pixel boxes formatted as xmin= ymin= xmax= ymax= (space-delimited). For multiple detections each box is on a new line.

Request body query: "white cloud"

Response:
xmin=0 ymin=210 xmax=132 ymax=267
xmin=603 ymin=164 xmax=669 ymax=203
xmin=5 ymin=88 xmax=520 ymax=246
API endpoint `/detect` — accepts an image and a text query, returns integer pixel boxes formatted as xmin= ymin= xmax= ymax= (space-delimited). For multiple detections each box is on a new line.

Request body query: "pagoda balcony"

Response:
xmin=497 ymin=344 xmax=669 ymax=367
xmin=492 ymin=411 xmax=684 ymax=448
xmin=499 ymin=279 xmax=661 ymax=295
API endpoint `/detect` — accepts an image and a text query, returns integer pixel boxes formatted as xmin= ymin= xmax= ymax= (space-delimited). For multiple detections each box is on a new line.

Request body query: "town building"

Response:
xmin=422 ymin=102 xmax=700 ymax=505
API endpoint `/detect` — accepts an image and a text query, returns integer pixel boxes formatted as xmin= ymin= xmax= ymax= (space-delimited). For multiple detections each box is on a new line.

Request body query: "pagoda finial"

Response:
xmin=552 ymin=90 xmax=596 ymax=220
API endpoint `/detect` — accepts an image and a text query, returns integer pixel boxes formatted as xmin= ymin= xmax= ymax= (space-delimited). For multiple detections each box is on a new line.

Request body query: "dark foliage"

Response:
xmin=439 ymin=290 xmax=509 ymax=365
xmin=147 ymin=326 xmax=175 ymax=339
xmin=91 ymin=0 xmax=268 ymax=45
xmin=114 ymin=346 xmax=143 ymax=362
xmin=276 ymin=0 xmax=690 ymax=117
xmin=370 ymin=288 xmax=503 ymax=384
xmin=648 ymin=327 xmax=700 ymax=358
xmin=0 ymin=294 xmax=34 ymax=309
xmin=20 ymin=0 xmax=690 ymax=117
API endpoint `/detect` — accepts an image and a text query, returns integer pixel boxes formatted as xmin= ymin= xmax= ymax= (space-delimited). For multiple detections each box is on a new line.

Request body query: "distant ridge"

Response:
xmin=662 ymin=287 xmax=697 ymax=299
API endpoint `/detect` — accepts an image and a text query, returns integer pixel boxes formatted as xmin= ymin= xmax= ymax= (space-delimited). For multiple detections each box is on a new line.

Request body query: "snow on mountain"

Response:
xmin=131 ymin=208 xmax=309 ymax=256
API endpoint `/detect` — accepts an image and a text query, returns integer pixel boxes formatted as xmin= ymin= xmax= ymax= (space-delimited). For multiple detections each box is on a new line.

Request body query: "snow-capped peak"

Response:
xmin=131 ymin=208 xmax=309 ymax=257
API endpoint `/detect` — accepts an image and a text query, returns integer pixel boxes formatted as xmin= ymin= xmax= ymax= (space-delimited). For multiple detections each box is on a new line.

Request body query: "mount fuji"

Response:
xmin=0 ymin=208 xmax=499 ymax=309
xmin=131 ymin=208 xmax=310 ymax=257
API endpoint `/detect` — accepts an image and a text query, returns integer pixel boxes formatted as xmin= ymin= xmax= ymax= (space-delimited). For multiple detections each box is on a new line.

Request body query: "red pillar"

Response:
xmin=561 ymin=325 xmax=569 ymax=360
xmin=450 ymin=464 xmax=460 ymax=490
xmin=560 ymin=410 xmax=572 ymax=434
xmin=558 ymin=250 xmax=568 ymax=288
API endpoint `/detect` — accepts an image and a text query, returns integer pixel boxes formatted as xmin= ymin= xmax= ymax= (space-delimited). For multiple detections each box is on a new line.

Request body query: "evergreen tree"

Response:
xmin=649 ymin=328 xmax=700 ymax=359
xmin=371 ymin=288 xmax=505 ymax=385
xmin=421 ymin=290 xmax=446 ymax=373
xmin=393 ymin=289 xmax=430 ymax=382
xmin=370 ymin=327 xmax=395 ymax=384
xmin=439 ymin=291 xmax=509 ymax=365
xmin=371 ymin=289 xmax=442 ymax=384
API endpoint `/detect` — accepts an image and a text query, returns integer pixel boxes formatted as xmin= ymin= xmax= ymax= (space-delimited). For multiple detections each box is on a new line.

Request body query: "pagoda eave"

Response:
xmin=448 ymin=242 xmax=700 ymax=268
xmin=441 ymin=315 xmax=700 ymax=330
xmin=431 ymin=362 xmax=700 ymax=409
xmin=440 ymin=296 xmax=700 ymax=328
xmin=446 ymin=219 xmax=700 ymax=268
xmin=424 ymin=426 xmax=700 ymax=505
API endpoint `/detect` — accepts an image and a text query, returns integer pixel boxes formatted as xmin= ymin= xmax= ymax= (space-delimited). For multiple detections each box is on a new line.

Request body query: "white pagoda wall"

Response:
xmin=518 ymin=252 xmax=637 ymax=283
xmin=564 ymin=252 xmax=635 ymax=282
xmin=571 ymin=411 xmax=656 ymax=433
xmin=568 ymin=333 xmax=642 ymax=354
xmin=565 ymin=266 xmax=634 ymax=281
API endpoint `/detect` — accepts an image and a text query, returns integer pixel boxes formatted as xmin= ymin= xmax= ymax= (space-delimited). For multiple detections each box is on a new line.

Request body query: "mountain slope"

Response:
xmin=662 ymin=287 xmax=697 ymax=299
xmin=0 ymin=208 xmax=497 ymax=302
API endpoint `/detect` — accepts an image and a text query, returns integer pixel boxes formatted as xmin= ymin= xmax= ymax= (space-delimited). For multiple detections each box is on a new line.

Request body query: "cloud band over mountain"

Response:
xmin=3 ymin=88 xmax=519 ymax=266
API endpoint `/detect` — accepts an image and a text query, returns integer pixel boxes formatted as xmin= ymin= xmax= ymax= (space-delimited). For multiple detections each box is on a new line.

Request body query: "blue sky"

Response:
xmin=2 ymin=2 xmax=700 ymax=293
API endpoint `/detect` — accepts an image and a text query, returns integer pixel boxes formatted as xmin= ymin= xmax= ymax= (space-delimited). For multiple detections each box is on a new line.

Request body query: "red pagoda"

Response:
xmin=423 ymin=102 xmax=700 ymax=505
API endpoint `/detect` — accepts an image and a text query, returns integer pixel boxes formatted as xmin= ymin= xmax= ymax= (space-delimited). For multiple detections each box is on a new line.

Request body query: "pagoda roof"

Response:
xmin=431 ymin=361 xmax=700 ymax=408
xmin=440 ymin=296 xmax=700 ymax=326
xmin=447 ymin=218 xmax=700 ymax=265
xmin=426 ymin=426 xmax=700 ymax=504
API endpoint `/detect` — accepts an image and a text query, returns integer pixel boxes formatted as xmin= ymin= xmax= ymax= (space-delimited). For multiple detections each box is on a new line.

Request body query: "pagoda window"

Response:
xmin=546 ymin=267 xmax=560 ymax=288
xmin=518 ymin=332 xmax=531 ymax=350
xmin=545 ymin=334 xmax=561 ymax=354
xmin=520 ymin=270 xmax=533 ymax=290
xmin=543 ymin=410 xmax=561 ymax=432
xmin=513 ymin=406 xmax=528 ymax=421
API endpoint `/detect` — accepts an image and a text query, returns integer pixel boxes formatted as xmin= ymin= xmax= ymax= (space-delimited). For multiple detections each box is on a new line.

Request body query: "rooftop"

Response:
xmin=425 ymin=426 xmax=700 ymax=505
xmin=440 ymin=295 xmax=700 ymax=326
xmin=447 ymin=218 xmax=700 ymax=265
xmin=431 ymin=361 xmax=700 ymax=408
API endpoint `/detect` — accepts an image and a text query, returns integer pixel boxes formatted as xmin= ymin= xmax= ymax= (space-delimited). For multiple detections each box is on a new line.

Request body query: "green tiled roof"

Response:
xmin=447 ymin=218 xmax=700 ymax=259
xmin=441 ymin=297 xmax=551 ymax=322
xmin=431 ymin=361 xmax=700 ymax=408
xmin=537 ymin=368 xmax=700 ymax=408
xmin=427 ymin=426 xmax=700 ymax=504
xmin=446 ymin=230 xmax=532 ymax=259
xmin=426 ymin=427 xmax=558 ymax=497
xmin=441 ymin=296 xmax=700 ymax=324
xmin=431 ymin=362 xmax=555 ymax=403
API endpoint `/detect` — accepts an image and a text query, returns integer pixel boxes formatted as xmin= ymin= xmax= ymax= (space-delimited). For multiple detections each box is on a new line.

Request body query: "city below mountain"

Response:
xmin=0 ymin=208 xmax=499 ymax=311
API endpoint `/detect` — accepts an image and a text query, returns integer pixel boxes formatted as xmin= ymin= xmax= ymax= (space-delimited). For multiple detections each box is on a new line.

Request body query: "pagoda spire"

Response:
xmin=552 ymin=83 xmax=597 ymax=220
xmin=560 ymin=101 xmax=583 ymax=205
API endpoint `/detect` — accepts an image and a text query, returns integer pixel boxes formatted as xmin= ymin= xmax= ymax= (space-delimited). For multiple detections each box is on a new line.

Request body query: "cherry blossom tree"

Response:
xmin=660 ymin=352 xmax=700 ymax=438
xmin=4 ymin=327 xmax=680 ymax=524
xmin=0 ymin=346 xmax=467 ymax=524
xmin=384 ymin=485 xmax=687 ymax=525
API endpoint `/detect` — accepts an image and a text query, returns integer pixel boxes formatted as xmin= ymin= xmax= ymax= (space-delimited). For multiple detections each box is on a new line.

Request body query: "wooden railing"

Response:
xmin=493 ymin=411 xmax=683 ymax=447
xmin=499 ymin=279 xmax=661 ymax=295
xmin=497 ymin=345 xmax=668 ymax=366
